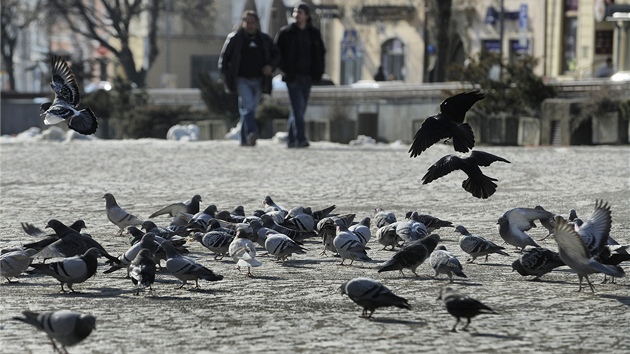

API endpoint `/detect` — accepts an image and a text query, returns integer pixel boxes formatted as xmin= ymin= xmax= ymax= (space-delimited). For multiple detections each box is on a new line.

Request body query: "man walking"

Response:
xmin=275 ymin=2 xmax=326 ymax=148
xmin=219 ymin=11 xmax=280 ymax=146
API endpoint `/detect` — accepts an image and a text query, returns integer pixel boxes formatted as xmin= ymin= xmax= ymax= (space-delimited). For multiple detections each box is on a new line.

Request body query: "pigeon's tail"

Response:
xmin=68 ymin=108 xmax=98 ymax=135
xmin=589 ymin=259 xmax=625 ymax=278
xmin=103 ymin=264 xmax=124 ymax=274
xmin=452 ymin=123 xmax=475 ymax=153
xmin=11 ymin=311 xmax=41 ymax=328
xmin=199 ymin=269 xmax=224 ymax=282
xmin=312 ymin=205 xmax=336 ymax=221
xmin=453 ymin=269 xmax=467 ymax=278
xmin=494 ymin=249 xmax=510 ymax=257
xmin=462 ymin=175 xmax=497 ymax=199
xmin=377 ymin=258 xmax=402 ymax=273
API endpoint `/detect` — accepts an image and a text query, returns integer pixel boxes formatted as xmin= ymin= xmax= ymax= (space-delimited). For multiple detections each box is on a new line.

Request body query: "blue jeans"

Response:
xmin=286 ymin=75 xmax=312 ymax=145
xmin=237 ymin=77 xmax=262 ymax=145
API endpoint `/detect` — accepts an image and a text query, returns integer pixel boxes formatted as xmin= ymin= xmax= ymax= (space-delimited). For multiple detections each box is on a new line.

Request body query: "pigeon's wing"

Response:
xmin=468 ymin=150 xmax=511 ymax=166
xmin=408 ymin=117 xmax=451 ymax=158
xmin=577 ymin=200 xmax=612 ymax=257
xmin=21 ymin=222 xmax=47 ymax=237
xmin=149 ymin=203 xmax=187 ymax=219
xmin=50 ymin=55 xmax=80 ymax=106
xmin=67 ymin=108 xmax=98 ymax=135
xmin=553 ymin=216 xmax=590 ymax=261
xmin=422 ymin=154 xmax=463 ymax=184
xmin=504 ymin=207 xmax=551 ymax=231
xmin=439 ymin=91 xmax=485 ymax=123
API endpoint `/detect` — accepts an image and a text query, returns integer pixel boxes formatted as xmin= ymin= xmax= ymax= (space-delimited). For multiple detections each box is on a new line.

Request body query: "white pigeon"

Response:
xmin=429 ymin=245 xmax=467 ymax=282
xmin=40 ymin=55 xmax=98 ymax=135
xmin=497 ymin=207 xmax=553 ymax=250
xmin=161 ymin=240 xmax=223 ymax=289
xmin=228 ymin=227 xmax=262 ymax=277
xmin=13 ymin=310 xmax=96 ymax=353
xmin=103 ymin=193 xmax=143 ymax=236
xmin=1 ymin=248 xmax=38 ymax=283
xmin=333 ymin=223 xmax=371 ymax=265
xmin=262 ymin=232 xmax=307 ymax=264
xmin=340 ymin=277 xmax=411 ymax=319
xmin=349 ymin=217 xmax=372 ymax=245
xmin=28 ymin=247 xmax=101 ymax=293
xmin=552 ymin=215 xmax=625 ymax=292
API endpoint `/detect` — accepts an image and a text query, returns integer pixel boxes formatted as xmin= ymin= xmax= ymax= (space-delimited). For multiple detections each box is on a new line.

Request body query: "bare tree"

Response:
xmin=45 ymin=0 xmax=215 ymax=88
xmin=1 ymin=0 xmax=43 ymax=91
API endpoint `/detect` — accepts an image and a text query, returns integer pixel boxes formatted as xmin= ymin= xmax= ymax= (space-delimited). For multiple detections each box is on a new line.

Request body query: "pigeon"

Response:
xmin=185 ymin=205 xmax=218 ymax=232
xmin=262 ymin=232 xmax=307 ymax=264
xmin=21 ymin=220 xmax=87 ymax=237
xmin=103 ymin=233 xmax=158 ymax=276
xmin=161 ymin=240 xmax=223 ymax=289
xmin=333 ymin=222 xmax=372 ymax=265
xmin=429 ymin=245 xmax=467 ymax=282
xmin=262 ymin=195 xmax=286 ymax=213
xmin=572 ymin=200 xmax=611 ymax=259
xmin=378 ymin=234 xmax=440 ymax=276
xmin=40 ymin=55 xmax=98 ymax=135
xmin=552 ymin=215 xmax=625 ymax=292
xmin=149 ymin=194 xmax=202 ymax=219
xmin=498 ymin=207 xmax=552 ymax=250
xmin=376 ymin=223 xmax=400 ymax=250
xmin=13 ymin=310 xmax=96 ymax=353
xmin=437 ymin=286 xmax=498 ymax=332
xmin=405 ymin=211 xmax=453 ymax=233
xmin=129 ymin=248 xmax=157 ymax=295
xmin=455 ymin=225 xmax=509 ymax=263
xmin=259 ymin=213 xmax=315 ymax=243
xmin=348 ymin=216 xmax=371 ymax=245
xmin=316 ymin=214 xmax=356 ymax=256
xmin=340 ymin=277 xmax=411 ymax=319
xmin=103 ymin=193 xmax=143 ymax=236
xmin=36 ymin=219 xmax=119 ymax=265
xmin=395 ymin=212 xmax=428 ymax=244
xmin=191 ymin=231 xmax=234 ymax=260
xmin=1 ymin=248 xmax=38 ymax=283
xmin=229 ymin=227 xmax=262 ymax=277
xmin=373 ymin=208 xmax=397 ymax=228
xmin=28 ymin=247 xmax=101 ymax=293
xmin=408 ymin=90 xmax=484 ymax=157
xmin=534 ymin=205 xmax=556 ymax=239
xmin=422 ymin=150 xmax=511 ymax=199
xmin=2 ymin=220 xmax=88 ymax=256
xmin=282 ymin=206 xmax=316 ymax=232
xmin=511 ymin=246 xmax=564 ymax=280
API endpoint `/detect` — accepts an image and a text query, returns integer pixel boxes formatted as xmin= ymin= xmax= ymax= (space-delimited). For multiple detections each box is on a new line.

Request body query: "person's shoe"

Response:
xmin=296 ymin=140 xmax=310 ymax=148
xmin=287 ymin=141 xmax=297 ymax=148
xmin=247 ymin=132 xmax=258 ymax=146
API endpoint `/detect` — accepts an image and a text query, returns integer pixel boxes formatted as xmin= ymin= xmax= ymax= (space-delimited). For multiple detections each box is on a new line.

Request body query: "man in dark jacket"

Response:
xmin=274 ymin=2 xmax=326 ymax=148
xmin=219 ymin=11 xmax=280 ymax=146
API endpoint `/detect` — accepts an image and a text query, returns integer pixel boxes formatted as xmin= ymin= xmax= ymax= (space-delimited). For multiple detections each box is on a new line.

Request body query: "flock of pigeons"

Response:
xmin=2 ymin=191 xmax=628 ymax=350
xmin=7 ymin=57 xmax=624 ymax=351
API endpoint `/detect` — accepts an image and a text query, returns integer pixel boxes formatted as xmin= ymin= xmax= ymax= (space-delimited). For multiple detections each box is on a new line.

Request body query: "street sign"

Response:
xmin=342 ymin=29 xmax=359 ymax=61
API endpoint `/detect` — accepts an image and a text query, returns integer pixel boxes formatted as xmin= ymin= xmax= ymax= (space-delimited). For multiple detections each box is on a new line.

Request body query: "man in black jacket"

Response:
xmin=219 ymin=11 xmax=280 ymax=146
xmin=275 ymin=2 xmax=326 ymax=148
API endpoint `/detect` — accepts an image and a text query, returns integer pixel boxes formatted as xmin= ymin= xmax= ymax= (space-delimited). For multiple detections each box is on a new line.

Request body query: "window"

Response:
xmin=381 ymin=38 xmax=405 ymax=81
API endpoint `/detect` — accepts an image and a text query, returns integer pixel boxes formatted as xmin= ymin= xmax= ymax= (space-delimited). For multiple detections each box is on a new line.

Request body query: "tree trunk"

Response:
xmin=435 ymin=0 xmax=452 ymax=82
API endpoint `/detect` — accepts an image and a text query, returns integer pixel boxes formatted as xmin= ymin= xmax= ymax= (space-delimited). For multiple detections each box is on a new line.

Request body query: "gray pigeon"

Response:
xmin=438 ymin=286 xmax=498 ymax=332
xmin=103 ymin=233 xmax=158 ymax=276
xmin=573 ymin=199 xmax=611 ymax=258
xmin=511 ymin=246 xmax=564 ymax=280
xmin=1 ymin=248 xmax=38 ymax=283
xmin=378 ymin=234 xmax=440 ymax=276
xmin=129 ymin=248 xmax=157 ymax=295
xmin=162 ymin=240 xmax=223 ymax=288
xmin=373 ymin=208 xmax=397 ymax=228
xmin=429 ymin=245 xmax=467 ymax=282
xmin=406 ymin=211 xmax=453 ymax=233
xmin=376 ymin=222 xmax=400 ymax=250
xmin=185 ymin=205 xmax=218 ymax=232
xmin=262 ymin=232 xmax=307 ymax=264
xmin=192 ymin=231 xmax=234 ymax=260
xmin=13 ymin=310 xmax=96 ymax=353
xmin=40 ymin=55 xmax=98 ymax=135
xmin=149 ymin=194 xmax=202 ymax=219
xmin=333 ymin=222 xmax=372 ymax=265
xmin=28 ymin=247 xmax=101 ymax=293
xmin=340 ymin=277 xmax=411 ymax=319
xmin=348 ymin=217 xmax=371 ymax=245
xmin=534 ymin=205 xmax=556 ymax=239
xmin=552 ymin=215 xmax=625 ymax=292
xmin=455 ymin=225 xmax=509 ymax=263
xmin=103 ymin=193 xmax=143 ymax=236
xmin=316 ymin=214 xmax=355 ymax=256
xmin=395 ymin=212 xmax=428 ymax=244
xmin=498 ymin=207 xmax=553 ymax=250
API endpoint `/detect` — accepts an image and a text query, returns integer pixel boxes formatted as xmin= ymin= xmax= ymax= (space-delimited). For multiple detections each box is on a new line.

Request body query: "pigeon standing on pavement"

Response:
xmin=455 ymin=225 xmax=509 ymax=263
xmin=1 ymin=248 xmax=38 ymax=283
xmin=28 ymin=247 xmax=101 ymax=293
xmin=191 ymin=231 xmax=234 ymax=260
xmin=429 ymin=245 xmax=467 ymax=282
xmin=437 ymin=287 xmax=498 ymax=332
xmin=129 ymin=248 xmax=157 ymax=295
xmin=552 ymin=214 xmax=625 ymax=292
xmin=376 ymin=223 xmax=400 ymax=250
xmin=103 ymin=233 xmax=158 ymax=276
xmin=498 ymin=207 xmax=552 ymax=250
xmin=395 ymin=212 xmax=428 ymax=244
xmin=340 ymin=277 xmax=411 ymax=319
xmin=409 ymin=90 xmax=484 ymax=157
xmin=13 ymin=310 xmax=96 ymax=353
xmin=349 ymin=216 xmax=372 ymax=245
xmin=40 ymin=55 xmax=98 ymax=135
xmin=333 ymin=222 xmax=372 ymax=265
xmin=373 ymin=208 xmax=397 ymax=228
xmin=378 ymin=234 xmax=440 ymax=276
xmin=422 ymin=150 xmax=511 ymax=199
xmin=149 ymin=194 xmax=202 ymax=219
xmin=511 ymin=246 xmax=564 ymax=280
xmin=262 ymin=232 xmax=307 ymax=264
xmin=162 ymin=240 xmax=223 ymax=289
xmin=103 ymin=193 xmax=143 ymax=236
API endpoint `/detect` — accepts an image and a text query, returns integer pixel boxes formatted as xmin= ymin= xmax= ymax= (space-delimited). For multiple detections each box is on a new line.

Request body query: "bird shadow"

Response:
xmin=1 ymin=281 xmax=41 ymax=287
xmin=469 ymin=332 xmax=518 ymax=340
xmin=599 ymin=294 xmax=630 ymax=306
xmin=370 ymin=317 xmax=427 ymax=326
xmin=245 ymin=275 xmax=285 ymax=281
